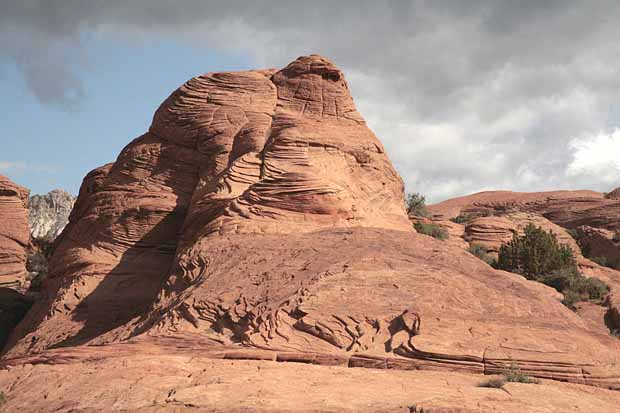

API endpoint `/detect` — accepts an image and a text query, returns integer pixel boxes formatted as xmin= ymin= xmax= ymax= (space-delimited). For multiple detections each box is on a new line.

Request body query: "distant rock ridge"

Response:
xmin=607 ymin=187 xmax=620 ymax=200
xmin=29 ymin=189 xmax=75 ymax=241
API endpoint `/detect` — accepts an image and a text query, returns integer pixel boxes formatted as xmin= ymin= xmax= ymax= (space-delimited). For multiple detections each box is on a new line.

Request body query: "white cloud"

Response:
xmin=567 ymin=129 xmax=620 ymax=185
xmin=0 ymin=161 xmax=59 ymax=175
xmin=0 ymin=161 xmax=28 ymax=172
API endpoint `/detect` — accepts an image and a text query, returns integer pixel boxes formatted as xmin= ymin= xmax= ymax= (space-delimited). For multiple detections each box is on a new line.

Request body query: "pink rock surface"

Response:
xmin=0 ymin=175 xmax=30 ymax=290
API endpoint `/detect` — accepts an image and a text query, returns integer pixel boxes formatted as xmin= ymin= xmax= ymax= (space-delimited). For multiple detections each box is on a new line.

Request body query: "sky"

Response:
xmin=1 ymin=1 xmax=619 ymax=202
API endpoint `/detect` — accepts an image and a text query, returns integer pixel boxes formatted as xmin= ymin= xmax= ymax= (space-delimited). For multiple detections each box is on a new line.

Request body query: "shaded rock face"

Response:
xmin=606 ymin=187 xmax=620 ymax=200
xmin=4 ymin=56 xmax=620 ymax=391
xmin=576 ymin=226 xmax=620 ymax=270
xmin=0 ymin=289 xmax=32 ymax=352
xmin=29 ymin=189 xmax=75 ymax=241
xmin=0 ymin=175 xmax=30 ymax=290
xmin=26 ymin=189 xmax=75 ymax=292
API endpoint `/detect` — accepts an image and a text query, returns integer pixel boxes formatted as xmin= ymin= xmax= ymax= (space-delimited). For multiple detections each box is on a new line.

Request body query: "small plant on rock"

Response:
xmin=468 ymin=243 xmax=496 ymax=266
xmin=406 ymin=193 xmax=429 ymax=217
xmin=479 ymin=364 xmax=538 ymax=388
xmin=479 ymin=377 xmax=506 ymax=388
xmin=414 ymin=221 xmax=448 ymax=240
xmin=0 ymin=391 xmax=6 ymax=407
xmin=503 ymin=364 xmax=539 ymax=384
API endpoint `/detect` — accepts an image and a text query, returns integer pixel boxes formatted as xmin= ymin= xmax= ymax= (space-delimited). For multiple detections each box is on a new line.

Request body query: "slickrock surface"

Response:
xmin=0 ymin=175 xmax=30 ymax=290
xmin=29 ymin=189 xmax=75 ymax=241
xmin=430 ymin=190 xmax=620 ymax=342
xmin=3 ymin=56 xmax=620 ymax=411
xmin=3 ymin=340 xmax=620 ymax=412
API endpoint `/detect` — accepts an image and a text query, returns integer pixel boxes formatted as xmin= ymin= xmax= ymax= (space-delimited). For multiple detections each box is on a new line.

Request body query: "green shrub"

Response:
xmin=497 ymin=224 xmax=576 ymax=278
xmin=0 ymin=391 xmax=5 ymax=406
xmin=480 ymin=365 xmax=538 ymax=388
xmin=450 ymin=214 xmax=471 ymax=224
xmin=414 ymin=221 xmax=448 ymax=240
xmin=575 ymin=277 xmax=609 ymax=302
xmin=468 ymin=243 xmax=496 ymax=266
xmin=503 ymin=365 xmax=539 ymax=384
xmin=406 ymin=193 xmax=429 ymax=217
xmin=497 ymin=224 xmax=609 ymax=309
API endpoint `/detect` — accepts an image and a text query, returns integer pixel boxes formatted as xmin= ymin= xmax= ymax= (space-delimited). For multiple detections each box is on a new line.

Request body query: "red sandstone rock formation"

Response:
xmin=3 ymin=56 xmax=620 ymax=408
xmin=430 ymin=189 xmax=620 ymax=339
xmin=0 ymin=175 xmax=30 ymax=290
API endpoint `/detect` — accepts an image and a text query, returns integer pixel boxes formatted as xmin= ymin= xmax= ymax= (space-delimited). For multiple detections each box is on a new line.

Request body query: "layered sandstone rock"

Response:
xmin=464 ymin=216 xmax=516 ymax=254
xmin=4 ymin=56 xmax=620 ymax=398
xmin=429 ymin=190 xmax=604 ymax=220
xmin=0 ymin=175 xmax=30 ymax=290
xmin=575 ymin=226 xmax=620 ymax=269
xmin=5 ymin=55 xmax=410 ymax=355
xmin=429 ymin=189 xmax=620 ymax=233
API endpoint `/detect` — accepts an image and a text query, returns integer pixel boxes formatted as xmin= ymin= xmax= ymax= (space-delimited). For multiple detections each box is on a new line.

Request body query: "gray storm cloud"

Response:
xmin=1 ymin=0 xmax=619 ymax=200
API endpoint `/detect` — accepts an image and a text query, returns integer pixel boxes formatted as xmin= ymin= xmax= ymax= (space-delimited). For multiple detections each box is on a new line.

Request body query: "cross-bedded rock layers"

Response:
xmin=4 ymin=56 xmax=620 ymax=390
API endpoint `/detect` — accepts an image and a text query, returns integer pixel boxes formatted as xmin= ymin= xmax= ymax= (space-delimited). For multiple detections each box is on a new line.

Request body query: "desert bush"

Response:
xmin=478 ymin=377 xmax=506 ymax=388
xmin=406 ymin=193 xmax=429 ymax=217
xmin=497 ymin=224 xmax=609 ymax=309
xmin=450 ymin=214 xmax=470 ymax=224
xmin=503 ymin=365 xmax=539 ymax=384
xmin=590 ymin=255 xmax=609 ymax=267
xmin=414 ymin=221 xmax=448 ymax=240
xmin=479 ymin=365 xmax=538 ymax=388
xmin=0 ymin=391 xmax=5 ymax=406
xmin=468 ymin=243 xmax=496 ymax=266
xmin=497 ymin=224 xmax=576 ymax=278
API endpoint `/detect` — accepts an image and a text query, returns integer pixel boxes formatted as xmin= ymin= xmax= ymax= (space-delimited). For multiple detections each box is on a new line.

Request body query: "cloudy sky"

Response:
xmin=1 ymin=0 xmax=619 ymax=202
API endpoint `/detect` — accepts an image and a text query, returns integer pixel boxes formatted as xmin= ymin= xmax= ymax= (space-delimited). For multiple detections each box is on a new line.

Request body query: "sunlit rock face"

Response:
xmin=29 ymin=189 xmax=75 ymax=241
xmin=0 ymin=175 xmax=30 ymax=290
